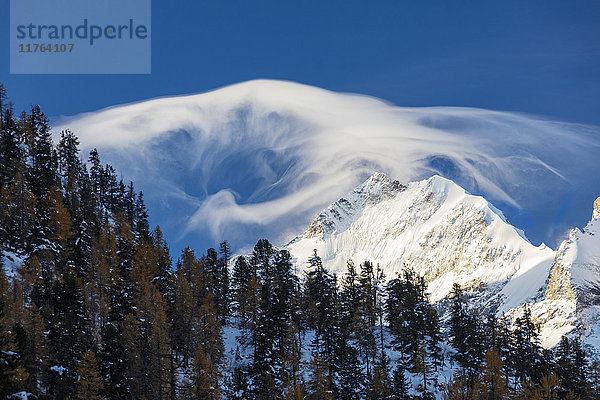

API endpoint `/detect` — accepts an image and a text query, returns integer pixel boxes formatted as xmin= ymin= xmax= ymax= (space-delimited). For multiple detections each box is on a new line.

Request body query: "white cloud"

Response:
xmin=54 ymin=80 xmax=600 ymax=249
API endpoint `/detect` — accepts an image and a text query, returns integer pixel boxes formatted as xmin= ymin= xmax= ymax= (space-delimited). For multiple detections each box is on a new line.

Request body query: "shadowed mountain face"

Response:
xmin=54 ymin=80 xmax=600 ymax=254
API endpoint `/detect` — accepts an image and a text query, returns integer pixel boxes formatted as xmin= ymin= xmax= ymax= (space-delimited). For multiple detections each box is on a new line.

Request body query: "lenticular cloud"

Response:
xmin=54 ymin=80 xmax=600 ymax=252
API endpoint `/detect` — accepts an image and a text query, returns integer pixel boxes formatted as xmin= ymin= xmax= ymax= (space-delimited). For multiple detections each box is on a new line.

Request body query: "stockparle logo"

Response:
xmin=10 ymin=0 xmax=151 ymax=74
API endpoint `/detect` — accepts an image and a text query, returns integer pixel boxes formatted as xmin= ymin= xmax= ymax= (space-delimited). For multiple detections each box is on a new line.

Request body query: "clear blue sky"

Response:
xmin=1 ymin=1 xmax=599 ymax=124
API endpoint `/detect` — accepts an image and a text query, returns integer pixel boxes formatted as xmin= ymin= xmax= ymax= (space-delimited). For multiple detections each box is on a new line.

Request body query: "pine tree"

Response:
xmin=0 ymin=83 xmax=6 ymax=130
xmin=339 ymin=260 xmax=361 ymax=331
xmin=98 ymin=226 xmax=131 ymax=399
xmin=368 ymin=358 xmax=392 ymax=400
xmin=130 ymin=241 xmax=173 ymax=399
xmin=151 ymin=226 xmax=173 ymax=297
xmin=193 ymin=346 xmax=222 ymax=400
xmin=76 ymin=350 xmax=104 ymax=400
xmin=589 ymin=360 xmax=600 ymax=400
xmin=442 ymin=370 xmax=477 ymax=400
xmin=46 ymin=271 xmax=92 ymax=399
xmin=413 ymin=342 xmax=434 ymax=399
xmin=24 ymin=304 xmax=50 ymax=396
xmin=357 ymin=261 xmax=378 ymax=377
xmin=306 ymin=353 xmax=334 ymax=400
xmin=515 ymin=373 xmax=576 ymax=400
xmin=304 ymin=249 xmax=339 ymax=385
xmin=556 ymin=336 xmax=587 ymax=398
xmin=46 ymin=185 xmax=73 ymax=269
xmin=477 ymin=348 xmax=508 ymax=400
xmin=0 ymin=172 xmax=36 ymax=253
xmin=391 ymin=365 xmax=411 ymax=400
xmin=231 ymin=255 xmax=254 ymax=321
xmin=134 ymin=191 xmax=150 ymax=242
xmin=448 ymin=283 xmax=484 ymax=374
xmin=193 ymin=292 xmax=224 ymax=400
xmin=386 ymin=267 xmax=440 ymax=374
xmin=171 ymin=260 xmax=195 ymax=362
xmin=509 ymin=306 xmax=543 ymax=383
xmin=27 ymin=105 xmax=57 ymax=204
xmin=207 ymin=246 xmax=229 ymax=324
xmin=238 ymin=274 xmax=261 ymax=359
xmin=227 ymin=351 xmax=251 ymax=400
xmin=218 ymin=240 xmax=231 ymax=316
xmin=337 ymin=340 xmax=363 ymax=400
xmin=0 ymin=270 xmax=28 ymax=397
xmin=121 ymin=312 xmax=143 ymax=399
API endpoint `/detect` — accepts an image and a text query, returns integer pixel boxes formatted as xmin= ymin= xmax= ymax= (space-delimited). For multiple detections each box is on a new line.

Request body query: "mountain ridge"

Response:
xmin=285 ymin=172 xmax=600 ymax=348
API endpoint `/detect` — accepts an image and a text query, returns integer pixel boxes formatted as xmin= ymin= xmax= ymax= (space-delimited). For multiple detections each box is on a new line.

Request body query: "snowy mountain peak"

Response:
xmin=593 ymin=196 xmax=600 ymax=220
xmin=287 ymin=173 xmax=555 ymax=315
xmin=303 ymin=172 xmax=406 ymax=239
xmin=521 ymin=204 xmax=600 ymax=348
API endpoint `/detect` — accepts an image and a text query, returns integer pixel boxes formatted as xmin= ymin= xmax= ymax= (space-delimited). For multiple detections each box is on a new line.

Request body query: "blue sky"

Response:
xmin=1 ymin=1 xmax=599 ymax=124
xmin=2 ymin=1 xmax=600 ymax=254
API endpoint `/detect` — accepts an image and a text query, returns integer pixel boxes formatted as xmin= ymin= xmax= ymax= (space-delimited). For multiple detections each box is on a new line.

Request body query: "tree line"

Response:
xmin=1 ymin=84 xmax=599 ymax=399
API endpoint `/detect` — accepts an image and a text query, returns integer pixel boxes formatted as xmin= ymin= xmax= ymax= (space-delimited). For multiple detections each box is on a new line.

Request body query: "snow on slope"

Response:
xmin=515 ymin=197 xmax=600 ymax=348
xmin=286 ymin=173 xmax=555 ymax=311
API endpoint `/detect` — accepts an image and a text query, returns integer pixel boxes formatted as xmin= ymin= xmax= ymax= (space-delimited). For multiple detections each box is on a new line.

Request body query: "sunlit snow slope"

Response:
xmin=287 ymin=173 xmax=555 ymax=309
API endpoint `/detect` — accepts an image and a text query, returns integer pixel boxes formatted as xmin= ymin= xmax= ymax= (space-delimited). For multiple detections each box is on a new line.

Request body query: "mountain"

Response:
xmin=517 ymin=197 xmax=600 ymax=348
xmin=53 ymin=80 xmax=600 ymax=254
xmin=286 ymin=172 xmax=600 ymax=348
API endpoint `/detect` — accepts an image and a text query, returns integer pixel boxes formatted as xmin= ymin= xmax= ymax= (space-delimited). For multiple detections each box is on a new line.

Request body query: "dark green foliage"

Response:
xmin=386 ymin=268 xmax=440 ymax=375
xmin=448 ymin=283 xmax=485 ymax=374
xmin=555 ymin=336 xmax=587 ymax=397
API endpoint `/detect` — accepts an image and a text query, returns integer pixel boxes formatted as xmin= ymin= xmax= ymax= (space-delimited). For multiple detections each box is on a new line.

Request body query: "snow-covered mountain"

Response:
xmin=286 ymin=173 xmax=600 ymax=348
xmin=514 ymin=197 xmax=600 ymax=348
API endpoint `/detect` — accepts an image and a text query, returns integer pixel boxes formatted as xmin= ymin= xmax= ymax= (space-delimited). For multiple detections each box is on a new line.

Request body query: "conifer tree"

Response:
xmin=386 ymin=267 xmax=440 ymax=374
xmin=121 ymin=312 xmax=143 ymax=398
xmin=306 ymin=353 xmax=334 ymax=400
xmin=556 ymin=336 xmax=587 ymax=398
xmin=207 ymin=246 xmax=229 ymax=324
xmin=357 ymin=261 xmax=378 ymax=377
xmin=0 ymin=83 xmax=6 ymax=129
xmin=193 ymin=291 xmax=224 ymax=400
xmin=227 ymin=350 xmax=251 ymax=400
xmin=76 ymin=350 xmax=104 ymax=400
xmin=304 ymin=249 xmax=338 ymax=382
xmin=135 ymin=191 xmax=150 ymax=242
xmin=231 ymin=255 xmax=254 ymax=320
xmin=171 ymin=260 xmax=195 ymax=362
xmin=0 ymin=270 xmax=28 ymax=397
xmin=391 ymin=365 xmax=411 ymax=400
xmin=509 ymin=306 xmax=543 ymax=383
xmin=477 ymin=348 xmax=508 ymax=400
xmin=0 ymin=172 xmax=36 ymax=253
xmin=46 ymin=271 xmax=92 ymax=399
xmin=337 ymin=339 xmax=363 ymax=400
xmin=589 ymin=360 xmax=600 ymax=400
xmin=442 ymin=370 xmax=476 ymax=400
xmin=448 ymin=283 xmax=484 ymax=374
